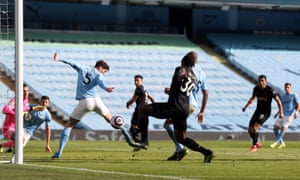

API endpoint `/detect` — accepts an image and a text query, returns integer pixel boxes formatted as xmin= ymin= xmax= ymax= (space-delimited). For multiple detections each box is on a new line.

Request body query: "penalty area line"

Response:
xmin=24 ymin=163 xmax=196 ymax=180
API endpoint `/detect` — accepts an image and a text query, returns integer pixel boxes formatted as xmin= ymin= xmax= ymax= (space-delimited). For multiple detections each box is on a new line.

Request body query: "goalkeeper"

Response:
xmin=0 ymin=84 xmax=30 ymax=152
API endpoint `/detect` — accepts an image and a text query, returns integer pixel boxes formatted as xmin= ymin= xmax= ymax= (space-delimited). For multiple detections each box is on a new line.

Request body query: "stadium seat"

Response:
xmin=2 ymin=32 xmax=283 ymax=132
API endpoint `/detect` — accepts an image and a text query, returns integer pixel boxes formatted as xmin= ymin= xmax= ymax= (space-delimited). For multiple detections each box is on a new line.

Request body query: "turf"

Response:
xmin=1 ymin=140 xmax=300 ymax=180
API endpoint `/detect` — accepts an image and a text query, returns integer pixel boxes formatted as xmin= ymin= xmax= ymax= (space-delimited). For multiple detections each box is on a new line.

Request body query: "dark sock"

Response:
xmin=139 ymin=118 xmax=149 ymax=146
xmin=250 ymin=132 xmax=258 ymax=145
xmin=254 ymin=133 xmax=259 ymax=145
xmin=141 ymin=131 xmax=148 ymax=146
xmin=183 ymin=137 xmax=211 ymax=155
xmin=130 ymin=127 xmax=139 ymax=142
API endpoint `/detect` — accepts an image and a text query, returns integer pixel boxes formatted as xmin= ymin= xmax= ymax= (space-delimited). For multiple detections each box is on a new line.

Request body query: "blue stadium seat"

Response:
xmin=1 ymin=34 xmax=272 ymax=132
xmin=207 ymin=33 xmax=300 ymax=132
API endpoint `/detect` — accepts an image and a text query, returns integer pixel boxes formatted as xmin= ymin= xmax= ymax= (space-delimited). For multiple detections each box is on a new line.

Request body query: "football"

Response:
xmin=110 ymin=115 xmax=125 ymax=129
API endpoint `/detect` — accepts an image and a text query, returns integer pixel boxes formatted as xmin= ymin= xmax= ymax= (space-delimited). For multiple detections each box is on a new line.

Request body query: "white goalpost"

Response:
xmin=15 ymin=0 xmax=24 ymax=164
xmin=0 ymin=0 xmax=23 ymax=164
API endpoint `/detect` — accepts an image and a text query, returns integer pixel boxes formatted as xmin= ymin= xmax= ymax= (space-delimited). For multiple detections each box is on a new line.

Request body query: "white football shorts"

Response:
xmin=71 ymin=97 xmax=110 ymax=120
xmin=274 ymin=116 xmax=293 ymax=128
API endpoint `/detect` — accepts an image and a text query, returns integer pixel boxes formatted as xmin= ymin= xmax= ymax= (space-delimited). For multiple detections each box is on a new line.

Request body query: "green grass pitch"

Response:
xmin=0 ymin=140 xmax=300 ymax=180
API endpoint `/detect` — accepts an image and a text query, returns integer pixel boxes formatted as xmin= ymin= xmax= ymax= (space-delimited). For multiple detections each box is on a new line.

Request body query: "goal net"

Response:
xmin=0 ymin=0 xmax=16 ymax=163
xmin=0 ymin=0 xmax=15 ymax=92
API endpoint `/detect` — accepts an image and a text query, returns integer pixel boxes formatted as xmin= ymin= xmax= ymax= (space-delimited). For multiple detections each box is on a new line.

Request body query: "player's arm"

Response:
xmin=126 ymin=95 xmax=139 ymax=109
xmin=30 ymin=105 xmax=46 ymax=111
xmin=2 ymin=104 xmax=15 ymax=115
xmin=274 ymin=95 xmax=284 ymax=119
xmin=147 ymin=93 xmax=155 ymax=103
xmin=53 ymin=52 xmax=80 ymax=71
xmin=197 ymin=89 xmax=208 ymax=124
xmin=105 ymin=87 xmax=115 ymax=93
xmin=2 ymin=98 xmax=16 ymax=115
xmin=294 ymin=102 xmax=300 ymax=119
xmin=242 ymin=96 xmax=255 ymax=112
xmin=96 ymin=75 xmax=114 ymax=93
xmin=45 ymin=124 xmax=52 ymax=152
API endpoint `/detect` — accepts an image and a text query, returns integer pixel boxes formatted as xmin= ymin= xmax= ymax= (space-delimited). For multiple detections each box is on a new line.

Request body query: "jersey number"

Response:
xmin=82 ymin=73 xmax=92 ymax=85
xmin=180 ymin=77 xmax=195 ymax=96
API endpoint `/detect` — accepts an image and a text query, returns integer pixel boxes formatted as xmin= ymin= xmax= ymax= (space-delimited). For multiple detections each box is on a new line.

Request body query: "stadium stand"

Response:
xmin=221 ymin=0 xmax=300 ymax=5
xmin=206 ymin=33 xmax=300 ymax=97
xmin=3 ymin=31 xmax=300 ymax=133
xmin=93 ymin=0 xmax=300 ymax=7
xmin=206 ymin=32 xmax=300 ymax=132
xmin=2 ymin=0 xmax=300 ymax=133
xmin=1 ymin=30 xmax=265 ymax=132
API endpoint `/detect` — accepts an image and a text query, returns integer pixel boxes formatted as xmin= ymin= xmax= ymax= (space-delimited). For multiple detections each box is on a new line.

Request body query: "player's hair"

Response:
xmin=95 ymin=60 xmax=110 ymax=70
xmin=134 ymin=74 xmax=143 ymax=80
xmin=258 ymin=74 xmax=267 ymax=80
xmin=181 ymin=51 xmax=196 ymax=67
xmin=41 ymin=95 xmax=50 ymax=101
xmin=284 ymin=82 xmax=291 ymax=87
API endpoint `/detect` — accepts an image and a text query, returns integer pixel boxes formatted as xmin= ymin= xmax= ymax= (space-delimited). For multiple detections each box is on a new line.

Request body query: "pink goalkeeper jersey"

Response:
xmin=2 ymin=97 xmax=29 ymax=137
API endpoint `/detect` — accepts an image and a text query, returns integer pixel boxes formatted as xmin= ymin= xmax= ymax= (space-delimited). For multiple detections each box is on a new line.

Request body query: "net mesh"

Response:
xmin=0 ymin=0 xmax=15 ymax=163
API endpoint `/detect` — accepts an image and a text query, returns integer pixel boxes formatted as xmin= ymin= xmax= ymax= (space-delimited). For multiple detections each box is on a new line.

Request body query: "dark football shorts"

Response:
xmin=249 ymin=110 xmax=271 ymax=126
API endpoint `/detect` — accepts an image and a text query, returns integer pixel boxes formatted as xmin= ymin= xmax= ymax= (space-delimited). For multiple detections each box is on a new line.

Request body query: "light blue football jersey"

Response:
xmin=60 ymin=60 xmax=108 ymax=100
xmin=190 ymin=63 xmax=208 ymax=108
xmin=23 ymin=104 xmax=52 ymax=136
xmin=280 ymin=92 xmax=299 ymax=116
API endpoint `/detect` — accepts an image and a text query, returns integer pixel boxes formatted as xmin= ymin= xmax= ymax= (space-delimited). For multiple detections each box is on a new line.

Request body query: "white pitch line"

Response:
xmin=8 ymin=163 xmax=300 ymax=179
xmin=0 ymin=160 xmax=11 ymax=164
xmin=24 ymin=163 xmax=197 ymax=180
